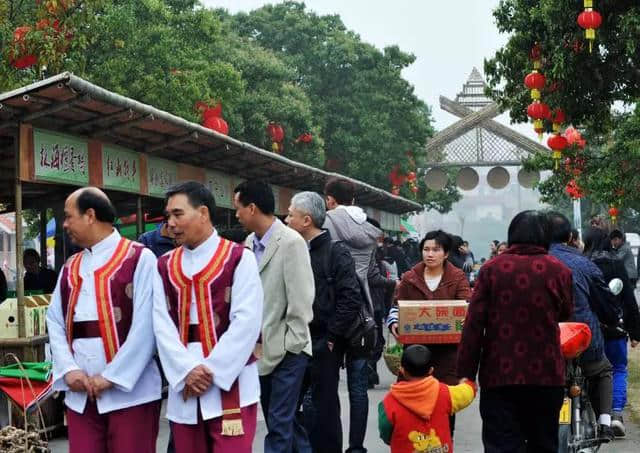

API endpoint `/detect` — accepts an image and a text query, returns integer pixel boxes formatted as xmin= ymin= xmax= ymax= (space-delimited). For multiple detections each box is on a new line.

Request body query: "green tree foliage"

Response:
xmin=1 ymin=0 xmax=459 ymax=212
xmin=229 ymin=2 xmax=439 ymax=201
xmin=487 ymin=0 xmax=640 ymax=218
xmin=485 ymin=0 xmax=640 ymax=132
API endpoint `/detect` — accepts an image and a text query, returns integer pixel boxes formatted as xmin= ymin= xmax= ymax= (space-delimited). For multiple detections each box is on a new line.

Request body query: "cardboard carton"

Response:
xmin=397 ymin=300 xmax=468 ymax=344
xmin=0 ymin=295 xmax=51 ymax=339
xmin=0 ymin=299 xmax=19 ymax=339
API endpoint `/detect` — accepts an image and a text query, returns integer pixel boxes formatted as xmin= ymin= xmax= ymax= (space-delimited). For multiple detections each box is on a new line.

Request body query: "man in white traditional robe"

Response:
xmin=153 ymin=181 xmax=263 ymax=453
xmin=47 ymin=187 xmax=161 ymax=453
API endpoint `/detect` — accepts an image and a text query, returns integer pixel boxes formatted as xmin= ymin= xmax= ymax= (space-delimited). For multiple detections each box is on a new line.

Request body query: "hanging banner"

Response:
xmin=147 ymin=157 xmax=178 ymax=198
xmin=205 ymin=170 xmax=233 ymax=209
xmin=102 ymin=145 xmax=140 ymax=192
xmin=33 ymin=128 xmax=88 ymax=185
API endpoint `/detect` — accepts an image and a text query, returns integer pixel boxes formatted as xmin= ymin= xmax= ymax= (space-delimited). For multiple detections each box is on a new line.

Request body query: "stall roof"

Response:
xmin=0 ymin=72 xmax=421 ymax=214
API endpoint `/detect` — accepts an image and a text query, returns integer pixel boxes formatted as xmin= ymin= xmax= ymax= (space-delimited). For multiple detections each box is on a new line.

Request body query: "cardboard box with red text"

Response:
xmin=397 ymin=300 xmax=468 ymax=344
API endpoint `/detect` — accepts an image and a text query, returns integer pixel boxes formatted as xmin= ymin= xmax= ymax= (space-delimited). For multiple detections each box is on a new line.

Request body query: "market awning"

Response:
xmin=0 ymin=72 xmax=422 ymax=215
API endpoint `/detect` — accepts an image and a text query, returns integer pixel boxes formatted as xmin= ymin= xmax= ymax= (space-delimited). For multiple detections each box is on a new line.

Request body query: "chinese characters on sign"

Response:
xmin=34 ymin=129 xmax=88 ymax=185
xmin=103 ymin=145 xmax=140 ymax=192
xmin=148 ymin=157 xmax=178 ymax=198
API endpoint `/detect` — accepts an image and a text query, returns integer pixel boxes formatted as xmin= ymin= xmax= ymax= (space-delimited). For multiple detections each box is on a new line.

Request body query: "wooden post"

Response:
xmin=14 ymin=132 xmax=25 ymax=338
xmin=136 ymin=196 xmax=144 ymax=238
xmin=53 ymin=202 xmax=64 ymax=273
xmin=39 ymin=207 xmax=47 ymax=267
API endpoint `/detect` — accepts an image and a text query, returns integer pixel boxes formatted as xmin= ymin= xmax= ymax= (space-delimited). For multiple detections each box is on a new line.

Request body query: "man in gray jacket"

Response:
xmin=611 ymin=229 xmax=637 ymax=287
xmin=323 ymin=177 xmax=381 ymax=453
xmin=234 ymin=180 xmax=314 ymax=453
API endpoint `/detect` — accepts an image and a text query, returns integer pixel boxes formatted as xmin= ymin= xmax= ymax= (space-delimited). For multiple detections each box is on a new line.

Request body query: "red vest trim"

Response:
xmin=63 ymin=238 xmax=140 ymax=363
xmin=65 ymin=253 xmax=83 ymax=348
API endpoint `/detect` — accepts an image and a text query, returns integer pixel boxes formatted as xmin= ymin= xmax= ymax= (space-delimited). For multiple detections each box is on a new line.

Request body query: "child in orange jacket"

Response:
xmin=378 ymin=345 xmax=476 ymax=453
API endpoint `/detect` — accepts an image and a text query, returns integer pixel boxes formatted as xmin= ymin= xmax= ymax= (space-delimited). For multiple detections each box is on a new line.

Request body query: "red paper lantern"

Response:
xmin=609 ymin=206 xmax=619 ymax=224
xmin=406 ymin=171 xmax=417 ymax=183
xmin=295 ymin=133 xmax=313 ymax=144
xmin=266 ymin=122 xmax=284 ymax=143
xmin=10 ymin=26 xmax=37 ymax=69
xmin=527 ymin=101 xmax=550 ymax=137
xmin=577 ymin=3 xmax=602 ymax=53
xmin=410 ymin=185 xmax=419 ymax=194
xmin=524 ymin=71 xmax=546 ymax=100
xmin=203 ymin=116 xmax=229 ymax=135
xmin=388 ymin=166 xmax=406 ymax=188
xmin=547 ymin=134 xmax=568 ymax=169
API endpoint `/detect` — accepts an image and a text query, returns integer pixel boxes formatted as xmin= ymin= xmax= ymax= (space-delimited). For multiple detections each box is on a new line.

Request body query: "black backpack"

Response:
xmin=323 ymin=240 xmax=378 ymax=357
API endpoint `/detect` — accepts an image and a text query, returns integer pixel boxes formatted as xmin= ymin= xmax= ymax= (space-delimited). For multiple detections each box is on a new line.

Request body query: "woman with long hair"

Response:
xmin=583 ymin=227 xmax=640 ymax=436
xmin=457 ymin=210 xmax=574 ymax=452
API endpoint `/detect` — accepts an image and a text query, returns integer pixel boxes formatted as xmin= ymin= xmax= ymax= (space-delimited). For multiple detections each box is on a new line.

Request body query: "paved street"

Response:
xmin=49 ymin=358 xmax=640 ymax=452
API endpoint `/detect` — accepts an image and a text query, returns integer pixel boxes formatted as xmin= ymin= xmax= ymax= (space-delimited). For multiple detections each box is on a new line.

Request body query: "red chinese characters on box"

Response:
xmin=397 ymin=300 xmax=468 ymax=344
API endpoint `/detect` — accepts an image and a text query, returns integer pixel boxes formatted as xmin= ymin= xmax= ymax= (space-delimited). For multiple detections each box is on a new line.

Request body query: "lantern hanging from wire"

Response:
xmin=609 ymin=206 xmax=619 ymax=224
xmin=388 ymin=166 xmax=406 ymax=195
xmin=295 ymin=133 xmax=313 ymax=144
xmin=197 ymin=102 xmax=228 ymax=135
xmin=406 ymin=171 xmax=418 ymax=195
xmin=547 ymin=133 xmax=568 ymax=169
xmin=267 ymin=122 xmax=285 ymax=154
xmin=10 ymin=26 xmax=37 ymax=69
xmin=527 ymin=101 xmax=550 ymax=139
xmin=577 ymin=0 xmax=602 ymax=53
xmin=524 ymin=70 xmax=546 ymax=101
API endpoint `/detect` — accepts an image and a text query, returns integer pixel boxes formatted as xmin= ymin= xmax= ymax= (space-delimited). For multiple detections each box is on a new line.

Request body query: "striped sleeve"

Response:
xmin=378 ymin=401 xmax=393 ymax=445
xmin=386 ymin=306 xmax=399 ymax=328
xmin=448 ymin=380 xmax=477 ymax=414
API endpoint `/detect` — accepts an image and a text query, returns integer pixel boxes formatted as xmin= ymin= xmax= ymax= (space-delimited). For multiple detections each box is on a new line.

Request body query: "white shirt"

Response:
xmin=425 ymin=275 xmax=442 ymax=292
xmin=153 ymin=230 xmax=263 ymax=424
xmin=47 ymin=230 xmax=162 ymax=414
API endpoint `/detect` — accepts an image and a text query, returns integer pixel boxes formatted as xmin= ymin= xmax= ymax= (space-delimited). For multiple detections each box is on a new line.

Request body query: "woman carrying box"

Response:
xmin=386 ymin=230 xmax=471 ymax=435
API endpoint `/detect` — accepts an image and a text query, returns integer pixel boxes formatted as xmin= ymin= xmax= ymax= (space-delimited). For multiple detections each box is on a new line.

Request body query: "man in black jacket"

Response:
xmin=286 ymin=191 xmax=362 ymax=453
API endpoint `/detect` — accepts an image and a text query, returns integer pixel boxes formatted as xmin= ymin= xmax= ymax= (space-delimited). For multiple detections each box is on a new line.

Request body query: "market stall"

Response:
xmin=0 ymin=72 xmax=421 ymax=432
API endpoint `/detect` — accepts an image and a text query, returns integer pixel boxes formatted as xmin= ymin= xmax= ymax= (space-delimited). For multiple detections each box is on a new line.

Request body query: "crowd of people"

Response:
xmin=0 ymin=175 xmax=630 ymax=453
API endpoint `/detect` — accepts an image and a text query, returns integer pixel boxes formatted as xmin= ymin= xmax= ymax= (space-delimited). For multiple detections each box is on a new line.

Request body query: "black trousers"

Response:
xmin=480 ymin=385 xmax=564 ymax=453
xmin=301 ymin=337 xmax=342 ymax=453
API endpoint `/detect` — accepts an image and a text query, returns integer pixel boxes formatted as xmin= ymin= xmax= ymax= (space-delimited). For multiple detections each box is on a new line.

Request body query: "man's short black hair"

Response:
xmin=610 ymin=229 xmax=624 ymax=240
xmin=23 ymin=248 xmax=40 ymax=262
xmin=507 ymin=210 xmax=551 ymax=249
xmin=233 ymin=180 xmax=274 ymax=215
xmin=165 ymin=181 xmax=216 ymax=224
xmin=324 ymin=177 xmax=355 ymax=206
xmin=401 ymin=345 xmax=432 ymax=378
xmin=419 ymin=230 xmax=452 ymax=254
xmin=77 ymin=190 xmax=116 ymax=224
xmin=548 ymin=211 xmax=572 ymax=243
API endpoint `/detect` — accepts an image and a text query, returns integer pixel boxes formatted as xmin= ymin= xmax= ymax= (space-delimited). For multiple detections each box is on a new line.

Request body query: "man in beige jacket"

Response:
xmin=234 ymin=180 xmax=314 ymax=453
